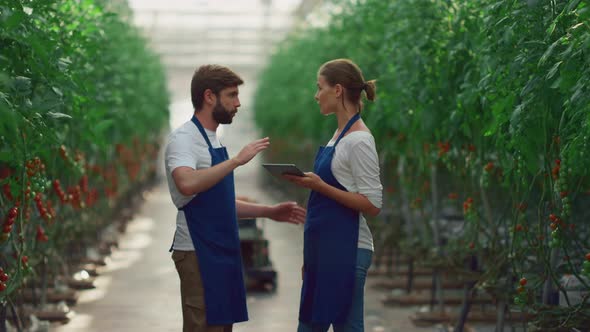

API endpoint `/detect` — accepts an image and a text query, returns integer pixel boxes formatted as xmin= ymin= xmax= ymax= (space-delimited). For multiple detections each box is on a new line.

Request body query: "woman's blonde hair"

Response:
xmin=318 ymin=59 xmax=376 ymax=108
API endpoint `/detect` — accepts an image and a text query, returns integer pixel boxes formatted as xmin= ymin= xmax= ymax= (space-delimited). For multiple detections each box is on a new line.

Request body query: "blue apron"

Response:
xmin=299 ymin=113 xmax=361 ymax=324
xmin=173 ymin=116 xmax=248 ymax=325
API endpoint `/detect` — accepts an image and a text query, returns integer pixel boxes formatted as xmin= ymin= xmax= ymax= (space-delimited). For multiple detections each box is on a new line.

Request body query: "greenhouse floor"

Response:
xmin=48 ymin=184 xmax=434 ymax=332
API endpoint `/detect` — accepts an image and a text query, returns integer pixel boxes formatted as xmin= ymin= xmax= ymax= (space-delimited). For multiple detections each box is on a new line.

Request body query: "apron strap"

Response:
xmin=191 ymin=115 xmax=214 ymax=149
xmin=334 ymin=113 xmax=361 ymax=146
xmin=179 ymin=115 xmax=216 ymax=212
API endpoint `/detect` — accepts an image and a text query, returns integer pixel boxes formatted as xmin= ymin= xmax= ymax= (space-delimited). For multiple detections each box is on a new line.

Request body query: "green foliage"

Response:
xmin=0 ymin=0 xmax=168 ymax=300
xmin=254 ymin=0 xmax=590 ymax=326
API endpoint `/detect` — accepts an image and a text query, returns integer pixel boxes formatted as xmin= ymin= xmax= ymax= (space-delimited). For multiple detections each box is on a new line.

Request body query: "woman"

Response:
xmin=285 ymin=59 xmax=383 ymax=332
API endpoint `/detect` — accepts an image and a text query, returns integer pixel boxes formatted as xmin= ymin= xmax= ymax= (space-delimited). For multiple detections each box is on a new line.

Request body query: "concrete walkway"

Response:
xmin=51 ymin=75 xmax=433 ymax=332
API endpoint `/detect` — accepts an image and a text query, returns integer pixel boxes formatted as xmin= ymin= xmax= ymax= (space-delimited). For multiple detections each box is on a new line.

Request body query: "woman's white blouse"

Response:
xmin=327 ymin=131 xmax=383 ymax=251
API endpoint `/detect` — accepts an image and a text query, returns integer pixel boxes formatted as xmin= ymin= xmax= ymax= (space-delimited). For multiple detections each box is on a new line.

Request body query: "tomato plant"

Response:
xmin=254 ymin=0 xmax=590 ymax=329
xmin=0 ymin=0 xmax=169 ymax=315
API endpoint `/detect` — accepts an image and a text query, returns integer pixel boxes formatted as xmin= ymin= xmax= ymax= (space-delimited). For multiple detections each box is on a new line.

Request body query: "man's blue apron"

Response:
xmin=299 ymin=113 xmax=361 ymax=324
xmin=172 ymin=116 xmax=248 ymax=325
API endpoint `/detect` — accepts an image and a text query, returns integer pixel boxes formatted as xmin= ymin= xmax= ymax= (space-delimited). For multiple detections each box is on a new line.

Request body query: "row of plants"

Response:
xmin=0 ymin=0 xmax=168 ymax=325
xmin=254 ymin=0 xmax=590 ymax=330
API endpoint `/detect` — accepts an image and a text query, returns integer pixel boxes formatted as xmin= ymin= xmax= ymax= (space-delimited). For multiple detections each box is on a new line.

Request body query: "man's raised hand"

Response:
xmin=232 ymin=137 xmax=270 ymax=166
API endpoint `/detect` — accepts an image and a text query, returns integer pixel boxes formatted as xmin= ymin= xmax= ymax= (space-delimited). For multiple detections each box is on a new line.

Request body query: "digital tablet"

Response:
xmin=262 ymin=163 xmax=306 ymax=178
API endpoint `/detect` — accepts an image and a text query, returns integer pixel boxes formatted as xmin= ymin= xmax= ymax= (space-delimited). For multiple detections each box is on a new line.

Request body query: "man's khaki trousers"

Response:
xmin=172 ymin=250 xmax=233 ymax=332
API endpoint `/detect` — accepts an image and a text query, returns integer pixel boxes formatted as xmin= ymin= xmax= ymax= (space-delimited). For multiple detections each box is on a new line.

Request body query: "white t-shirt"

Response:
xmin=327 ymin=131 xmax=383 ymax=251
xmin=165 ymin=120 xmax=221 ymax=251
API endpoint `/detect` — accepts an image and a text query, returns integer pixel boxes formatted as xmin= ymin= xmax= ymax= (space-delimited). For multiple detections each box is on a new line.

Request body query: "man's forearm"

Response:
xmin=173 ymin=158 xmax=240 ymax=196
xmin=236 ymin=200 xmax=272 ymax=219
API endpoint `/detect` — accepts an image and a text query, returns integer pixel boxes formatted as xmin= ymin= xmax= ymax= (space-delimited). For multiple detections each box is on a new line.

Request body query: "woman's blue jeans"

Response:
xmin=297 ymin=248 xmax=373 ymax=332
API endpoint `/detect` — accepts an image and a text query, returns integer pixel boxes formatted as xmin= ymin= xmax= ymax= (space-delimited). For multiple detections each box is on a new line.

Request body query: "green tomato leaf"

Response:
xmin=46 ymin=112 xmax=72 ymax=120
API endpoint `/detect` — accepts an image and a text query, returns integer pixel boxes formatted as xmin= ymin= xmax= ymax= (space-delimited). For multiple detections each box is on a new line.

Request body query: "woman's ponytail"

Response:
xmin=364 ymin=80 xmax=377 ymax=102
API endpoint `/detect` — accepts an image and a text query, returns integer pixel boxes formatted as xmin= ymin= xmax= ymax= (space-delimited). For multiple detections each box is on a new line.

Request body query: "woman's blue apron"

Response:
xmin=172 ymin=116 xmax=248 ymax=325
xmin=299 ymin=113 xmax=361 ymax=324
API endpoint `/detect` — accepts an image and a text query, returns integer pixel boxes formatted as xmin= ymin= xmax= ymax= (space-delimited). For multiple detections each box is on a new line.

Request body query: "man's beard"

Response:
xmin=212 ymin=101 xmax=235 ymax=124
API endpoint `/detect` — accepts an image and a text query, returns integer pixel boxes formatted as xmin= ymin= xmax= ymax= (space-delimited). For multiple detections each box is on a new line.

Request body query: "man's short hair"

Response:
xmin=191 ymin=65 xmax=244 ymax=111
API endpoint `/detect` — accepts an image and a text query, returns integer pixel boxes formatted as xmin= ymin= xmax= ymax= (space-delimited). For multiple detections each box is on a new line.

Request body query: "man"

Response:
xmin=165 ymin=64 xmax=305 ymax=332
